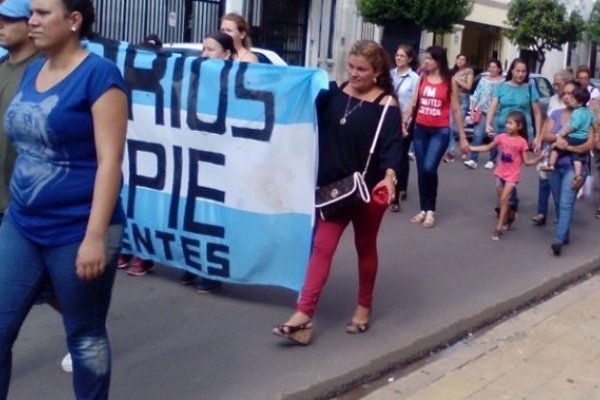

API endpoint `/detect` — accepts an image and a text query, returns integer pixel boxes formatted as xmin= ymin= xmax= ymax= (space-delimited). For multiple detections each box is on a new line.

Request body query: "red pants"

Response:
xmin=296 ymin=200 xmax=387 ymax=317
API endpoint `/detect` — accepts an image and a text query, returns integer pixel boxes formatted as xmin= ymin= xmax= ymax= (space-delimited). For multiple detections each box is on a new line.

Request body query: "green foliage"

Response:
xmin=356 ymin=0 xmax=403 ymax=25
xmin=356 ymin=0 xmax=474 ymax=33
xmin=505 ymin=0 xmax=583 ymax=70
xmin=588 ymin=0 xmax=600 ymax=45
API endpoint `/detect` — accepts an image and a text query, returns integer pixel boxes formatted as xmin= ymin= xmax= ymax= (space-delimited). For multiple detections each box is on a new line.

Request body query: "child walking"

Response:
xmin=543 ymin=85 xmax=594 ymax=190
xmin=470 ymin=111 xmax=542 ymax=240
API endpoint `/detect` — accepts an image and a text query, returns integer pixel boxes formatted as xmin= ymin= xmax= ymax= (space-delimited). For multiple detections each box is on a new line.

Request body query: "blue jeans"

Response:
xmin=413 ymin=124 xmax=450 ymax=212
xmin=0 ymin=215 xmax=122 ymax=400
xmin=448 ymin=94 xmax=469 ymax=154
xmin=536 ymin=177 xmax=551 ymax=217
xmin=469 ymin=112 xmax=492 ymax=163
xmin=548 ymin=167 xmax=580 ymax=244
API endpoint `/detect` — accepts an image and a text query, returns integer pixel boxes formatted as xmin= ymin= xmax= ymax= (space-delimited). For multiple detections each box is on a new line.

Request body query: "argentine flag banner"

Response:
xmin=86 ymin=38 xmax=329 ymax=291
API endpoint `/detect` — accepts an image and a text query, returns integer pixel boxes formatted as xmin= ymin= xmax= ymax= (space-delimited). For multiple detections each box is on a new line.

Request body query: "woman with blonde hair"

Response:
xmin=272 ymin=40 xmax=401 ymax=345
xmin=220 ymin=13 xmax=258 ymax=63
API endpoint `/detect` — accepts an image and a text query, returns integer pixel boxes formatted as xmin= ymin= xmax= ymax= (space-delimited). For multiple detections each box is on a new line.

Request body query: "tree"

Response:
xmin=357 ymin=0 xmax=474 ymax=34
xmin=588 ymin=0 xmax=600 ymax=45
xmin=505 ymin=0 xmax=584 ymax=73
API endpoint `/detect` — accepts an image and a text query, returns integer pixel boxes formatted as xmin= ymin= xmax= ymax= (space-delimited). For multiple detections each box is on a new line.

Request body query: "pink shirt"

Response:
xmin=494 ymin=133 xmax=528 ymax=183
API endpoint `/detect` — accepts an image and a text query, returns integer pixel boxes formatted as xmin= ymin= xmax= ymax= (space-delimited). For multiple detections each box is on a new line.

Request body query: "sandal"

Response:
xmin=571 ymin=175 xmax=585 ymax=191
xmin=390 ymin=203 xmax=401 ymax=213
xmin=272 ymin=321 xmax=314 ymax=345
xmin=491 ymin=229 xmax=503 ymax=241
xmin=422 ymin=211 xmax=435 ymax=228
xmin=345 ymin=321 xmax=370 ymax=334
xmin=411 ymin=211 xmax=426 ymax=224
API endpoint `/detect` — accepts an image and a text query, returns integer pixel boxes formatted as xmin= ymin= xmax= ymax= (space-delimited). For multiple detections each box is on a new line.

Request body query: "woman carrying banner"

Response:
xmin=0 ymin=0 xmax=127 ymax=398
xmin=272 ymin=40 xmax=401 ymax=345
xmin=220 ymin=13 xmax=258 ymax=63
xmin=179 ymin=31 xmax=236 ymax=293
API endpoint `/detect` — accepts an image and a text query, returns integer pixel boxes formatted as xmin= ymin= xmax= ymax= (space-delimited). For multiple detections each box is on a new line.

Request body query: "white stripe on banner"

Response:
xmin=87 ymin=38 xmax=328 ymax=291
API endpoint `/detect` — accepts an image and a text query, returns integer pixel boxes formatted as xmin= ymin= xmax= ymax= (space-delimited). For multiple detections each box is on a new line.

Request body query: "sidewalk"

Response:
xmin=362 ymin=273 xmax=600 ymax=400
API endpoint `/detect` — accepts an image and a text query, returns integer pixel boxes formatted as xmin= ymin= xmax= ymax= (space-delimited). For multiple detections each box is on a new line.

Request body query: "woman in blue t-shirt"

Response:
xmin=0 ymin=0 xmax=127 ymax=398
xmin=485 ymin=58 xmax=543 ymax=216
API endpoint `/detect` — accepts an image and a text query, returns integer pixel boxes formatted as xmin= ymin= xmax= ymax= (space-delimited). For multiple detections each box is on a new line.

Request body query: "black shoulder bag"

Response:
xmin=315 ymin=96 xmax=393 ymax=220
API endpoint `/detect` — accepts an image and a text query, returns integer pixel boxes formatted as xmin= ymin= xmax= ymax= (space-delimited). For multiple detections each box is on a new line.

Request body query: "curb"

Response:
xmin=283 ymin=254 xmax=600 ymax=400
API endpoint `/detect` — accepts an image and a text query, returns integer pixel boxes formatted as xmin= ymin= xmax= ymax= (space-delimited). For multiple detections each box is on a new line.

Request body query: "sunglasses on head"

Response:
xmin=0 ymin=16 xmax=29 ymax=23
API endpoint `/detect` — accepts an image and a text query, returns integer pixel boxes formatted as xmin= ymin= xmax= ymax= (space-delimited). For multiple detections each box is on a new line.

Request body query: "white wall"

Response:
xmin=225 ymin=0 xmax=244 ymax=13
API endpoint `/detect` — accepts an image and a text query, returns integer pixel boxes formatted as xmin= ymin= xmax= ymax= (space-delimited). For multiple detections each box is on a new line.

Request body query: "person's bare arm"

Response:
xmin=76 ymin=88 xmax=128 ymax=281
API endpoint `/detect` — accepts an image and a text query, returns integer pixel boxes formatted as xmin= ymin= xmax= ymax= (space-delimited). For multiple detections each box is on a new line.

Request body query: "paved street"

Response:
xmin=9 ymin=160 xmax=600 ymax=400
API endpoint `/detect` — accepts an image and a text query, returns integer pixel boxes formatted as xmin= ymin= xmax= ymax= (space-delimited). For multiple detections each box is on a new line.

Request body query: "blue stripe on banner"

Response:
xmin=85 ymin=38 xmax=328 ymax=125
xmin=122 ymin=188 xmax=311 ymax=291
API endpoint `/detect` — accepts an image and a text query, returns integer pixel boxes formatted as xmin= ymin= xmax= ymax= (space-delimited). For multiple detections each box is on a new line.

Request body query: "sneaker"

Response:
xmin=483 ymin=161 xmax=495 ymax=169
xmin=179 ymin=271 xmax=198 ymax=285
xmin=61 ymin=353 xmax=72 ymax=373
xmin=195 ymin=278 xmax=223 ymax=293
xmin=463 ymin=160 xmax=477 ymax=169
xmin=551 ymin=242 xmax=562 ymax=256
xmin=117 ymin=255 xmax=132 ymax=269
xmin=127 ymin=258 xmax=155 ymax=276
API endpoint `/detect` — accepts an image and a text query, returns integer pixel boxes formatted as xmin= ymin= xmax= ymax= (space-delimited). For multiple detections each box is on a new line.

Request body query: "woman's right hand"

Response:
xmin=485 ymin=125 xmax=494 ymax=137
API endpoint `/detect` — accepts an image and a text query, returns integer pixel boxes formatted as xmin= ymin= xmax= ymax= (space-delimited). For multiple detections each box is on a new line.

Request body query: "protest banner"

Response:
xmin=85 ymin=38 xmax=328 ymax=291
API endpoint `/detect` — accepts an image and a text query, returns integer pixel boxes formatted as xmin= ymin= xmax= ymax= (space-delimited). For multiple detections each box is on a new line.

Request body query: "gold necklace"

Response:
xmin=340 ymin=94 xmax=363 ymax=125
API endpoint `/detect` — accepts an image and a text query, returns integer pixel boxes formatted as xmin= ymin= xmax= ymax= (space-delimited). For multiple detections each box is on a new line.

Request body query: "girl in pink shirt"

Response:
xmin=470 ymin=111 xmax=542 ymax=240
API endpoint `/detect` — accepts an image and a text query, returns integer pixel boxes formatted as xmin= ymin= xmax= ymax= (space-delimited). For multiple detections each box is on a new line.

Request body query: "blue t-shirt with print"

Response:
xmin=492 ymin=81 xmax=540 ymax=139
xmin=4 ymin=53 xmax=127 ymax=245
xmin=568 ymin=106 xmax=594 ymax=140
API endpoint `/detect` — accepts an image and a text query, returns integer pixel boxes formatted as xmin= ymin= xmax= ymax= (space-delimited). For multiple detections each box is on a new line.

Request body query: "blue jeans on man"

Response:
xmin=0 ymin=215 xmax=122 ymax=399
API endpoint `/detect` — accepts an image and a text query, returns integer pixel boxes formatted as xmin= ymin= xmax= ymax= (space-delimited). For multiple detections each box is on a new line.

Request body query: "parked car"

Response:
xmin=162 ymin=43 xmax=287 ymax=66
xmin=464 ymin=73 xmax=554 ymax=136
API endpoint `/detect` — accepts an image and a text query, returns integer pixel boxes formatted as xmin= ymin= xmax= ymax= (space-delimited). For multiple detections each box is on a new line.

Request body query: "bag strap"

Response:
xmin=362 ymin=95 xmax=393 ymax=176
xmin=394 ymin=74 xmax=409 ymax=94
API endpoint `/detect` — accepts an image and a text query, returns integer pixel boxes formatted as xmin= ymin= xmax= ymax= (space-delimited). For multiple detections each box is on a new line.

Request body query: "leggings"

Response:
xmin=296 ymin=200 xmax=387 ymax=317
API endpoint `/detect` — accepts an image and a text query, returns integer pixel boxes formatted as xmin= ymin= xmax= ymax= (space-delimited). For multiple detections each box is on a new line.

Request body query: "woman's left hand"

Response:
xmin=375 ymin=177 xmax=395 ymax=204
xmin=76 ymin=235 xmax=106 ymax=281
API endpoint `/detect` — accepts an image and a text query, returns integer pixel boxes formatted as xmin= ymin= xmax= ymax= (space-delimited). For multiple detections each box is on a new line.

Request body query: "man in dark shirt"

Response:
xmin=0 ymin=0 xmax=40 ymax=219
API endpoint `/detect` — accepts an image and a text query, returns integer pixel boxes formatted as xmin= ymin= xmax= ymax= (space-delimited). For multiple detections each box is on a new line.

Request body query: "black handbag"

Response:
xmin=315 ymin=96 xmax=393 ymax=220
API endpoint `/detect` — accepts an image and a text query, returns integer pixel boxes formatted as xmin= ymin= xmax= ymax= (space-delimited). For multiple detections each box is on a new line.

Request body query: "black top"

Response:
xmin=316 ymin=81 xmax=402 ymax=189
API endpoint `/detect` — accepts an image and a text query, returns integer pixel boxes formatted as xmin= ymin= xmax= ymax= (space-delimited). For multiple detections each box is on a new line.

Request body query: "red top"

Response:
xmin=414 ymin=77 xmax=451 ymax=128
